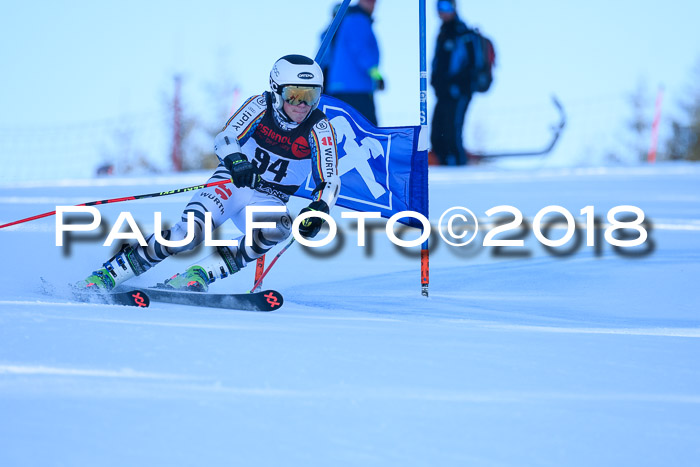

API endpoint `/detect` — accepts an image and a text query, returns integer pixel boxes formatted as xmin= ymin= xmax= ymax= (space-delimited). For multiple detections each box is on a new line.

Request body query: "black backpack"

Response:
xmin=466 ymin=28 xmax=496 ymax=93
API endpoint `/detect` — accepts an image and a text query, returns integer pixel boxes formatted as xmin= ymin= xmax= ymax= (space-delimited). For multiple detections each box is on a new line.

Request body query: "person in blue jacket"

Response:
xmin=325 ymin=0 xmax=385 ymax=126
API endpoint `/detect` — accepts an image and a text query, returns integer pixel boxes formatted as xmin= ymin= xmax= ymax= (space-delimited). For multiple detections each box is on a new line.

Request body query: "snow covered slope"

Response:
xmin=1 ymin=163 xmax=699 ymax=466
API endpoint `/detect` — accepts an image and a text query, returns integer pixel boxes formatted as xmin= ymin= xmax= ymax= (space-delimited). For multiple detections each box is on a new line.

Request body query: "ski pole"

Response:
xmin=250 ymin=238 xmax=295 ymax=293
xmin=0 ymin=179 xmax=233 ymax=230
xmin=252 ymin=256 xmax=266 ymax=292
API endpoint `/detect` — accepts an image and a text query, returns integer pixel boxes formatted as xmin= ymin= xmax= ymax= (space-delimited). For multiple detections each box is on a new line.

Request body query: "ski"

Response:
xmin=119 ymin=287 xmax=284 ymax=312
xmin=70 ymin=288 xmax=151 ymax=308
xmin=39 ymin=278 xmax=150 ymax=308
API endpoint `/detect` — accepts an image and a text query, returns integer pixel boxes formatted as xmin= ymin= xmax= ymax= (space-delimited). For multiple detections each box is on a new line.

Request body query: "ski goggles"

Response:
xmin=281 ymin=85 xmax=321 ymax=107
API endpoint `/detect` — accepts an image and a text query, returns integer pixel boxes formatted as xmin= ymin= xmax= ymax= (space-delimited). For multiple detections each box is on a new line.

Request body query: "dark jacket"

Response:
xmin=431 ymin=16 xmax=474 ymax=98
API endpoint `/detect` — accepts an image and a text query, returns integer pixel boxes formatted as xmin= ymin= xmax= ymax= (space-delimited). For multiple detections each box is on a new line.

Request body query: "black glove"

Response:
xmin=224 ymin=152 xmax=257 ymax=188
xmin=297 ymin=200 xmax=330 ymax=239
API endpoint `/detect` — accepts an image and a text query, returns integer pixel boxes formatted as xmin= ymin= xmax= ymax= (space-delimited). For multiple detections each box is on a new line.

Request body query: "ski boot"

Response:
xmin=160 ymin=247 xmax=241 ymax=293
xmin=162 ymin=265 xmax=212 ymax=292
xmin=82 ymin=244 xmax=151 ymax=291
xmin=84 ymin=269 xmax=117 ymax=291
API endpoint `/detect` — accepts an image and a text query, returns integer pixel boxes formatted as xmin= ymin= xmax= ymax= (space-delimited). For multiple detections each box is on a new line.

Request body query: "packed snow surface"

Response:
xmin=1 ymin=163 xmax=699 ymax=466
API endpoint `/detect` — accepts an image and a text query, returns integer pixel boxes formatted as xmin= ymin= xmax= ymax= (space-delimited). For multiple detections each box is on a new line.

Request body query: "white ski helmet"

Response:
xmin=269 ymin=54 xmax=324 ymax=117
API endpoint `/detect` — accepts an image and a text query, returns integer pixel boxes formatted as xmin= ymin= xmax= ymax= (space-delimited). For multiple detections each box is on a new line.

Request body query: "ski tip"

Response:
xmin=126 ymin=289 xmax=151 ymax=308
xmin=62 ymin=286 xmax=151 ymax=308
xmin=259 ymin=290 xmax=283 ymax=311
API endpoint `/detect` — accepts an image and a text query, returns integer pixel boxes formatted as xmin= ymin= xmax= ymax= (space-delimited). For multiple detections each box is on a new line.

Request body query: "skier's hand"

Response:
xmin=297 ymin=200 xmax=329 ymax=239
xmin=224 ymin=152 xmax=257 ymax=189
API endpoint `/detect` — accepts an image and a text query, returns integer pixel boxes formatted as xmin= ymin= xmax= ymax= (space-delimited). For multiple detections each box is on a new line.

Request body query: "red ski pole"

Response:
xmin=252 ymin=256 xmax=266 ymax=292
xmin=250 ymin=238 xmax=295 ymax=293
xmin=0 ymin=179 xmax=232 ymax=230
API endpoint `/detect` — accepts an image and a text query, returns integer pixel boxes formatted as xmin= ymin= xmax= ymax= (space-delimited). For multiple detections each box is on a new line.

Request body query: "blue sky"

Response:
xmin=1 ymin=0 xmax=699 ymax=175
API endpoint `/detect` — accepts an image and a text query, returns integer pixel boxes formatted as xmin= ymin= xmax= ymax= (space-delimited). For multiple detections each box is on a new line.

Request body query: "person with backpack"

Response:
xmin=430 ymin=0 xmax=494 ymax=165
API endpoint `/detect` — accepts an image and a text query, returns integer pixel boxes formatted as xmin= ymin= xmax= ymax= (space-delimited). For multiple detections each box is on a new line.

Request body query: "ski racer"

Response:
xmin=81 ymin=54 xmax=340 ymax=292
